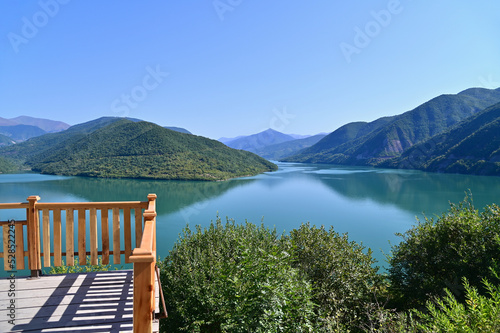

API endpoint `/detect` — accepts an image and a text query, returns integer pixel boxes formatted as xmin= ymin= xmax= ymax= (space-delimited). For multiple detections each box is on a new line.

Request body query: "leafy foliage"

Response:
xmin=388 ymin=194 xmax=500 ymax=310
xmin=47 ymin=257 xmax=116 ymax=274
xmin=415 ymin=276 xmax=500 ymax=332
xmin=159 ymin=218 xmax=316 ymax=332
xmin=286 ymin=223 xmax=382 ymax=331
xmin=159 ymin=218 xmax=383 ymax=332
xmin=0 ymin=156 xmax=17 ymax=173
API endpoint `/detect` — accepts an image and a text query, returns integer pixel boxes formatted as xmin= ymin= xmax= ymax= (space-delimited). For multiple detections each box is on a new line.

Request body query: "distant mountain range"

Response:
xmin=220 ymin=129 xmax=326 ymax=160
xmin=283 ymin=87 xmax=500 ymax=176
xmin=0 ymin=117 xmax=277 ymax=180
xmin=0 ymin=116 xmax=70 ymax=132
xmin=3 ymin=86 xmax=500 ymax=177
xmin=222 ymin=129 xmax=296 ymax=152
xmin=253 ymin=134 xmax=327 ymax=160
xmin=0 ymin=116 xmax=70 ymax=144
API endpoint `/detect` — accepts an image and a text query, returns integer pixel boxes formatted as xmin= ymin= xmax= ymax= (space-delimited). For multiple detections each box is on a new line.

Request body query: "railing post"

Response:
xmin=131 ymin=193 xmax=158 ymax=333
xmin=27 ymin=195 xmax=41 ymax=278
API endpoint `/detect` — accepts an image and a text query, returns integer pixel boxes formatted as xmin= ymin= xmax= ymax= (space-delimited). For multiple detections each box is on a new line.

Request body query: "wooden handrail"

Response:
xmin=130 ymin=193 xmax=158 ymax=333
xmin=0 ymin=195 xmax=153 ymax=273
xmin=1 ymin=194 xmax=161 ymax=332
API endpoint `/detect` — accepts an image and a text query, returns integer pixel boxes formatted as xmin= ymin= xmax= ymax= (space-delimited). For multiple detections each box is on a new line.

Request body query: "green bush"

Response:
xmin=159 ymin=218 xmax=383 ymax=332
xmin=47 ymin=256 xmax=116 ymax=274
xmin=159 ymin=218 xmax=316 ymax=332
xmin=415 ymin=275 xmax=500 ymax=332
xmin=286 ymin=223 xmax=382 ymax=332
xmin=388 ymin=194 xmax=500 ymax=310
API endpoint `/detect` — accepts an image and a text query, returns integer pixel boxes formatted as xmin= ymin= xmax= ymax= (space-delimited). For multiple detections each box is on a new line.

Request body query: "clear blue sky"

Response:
xmin=1 ymin=1 xmax=499 ymax=139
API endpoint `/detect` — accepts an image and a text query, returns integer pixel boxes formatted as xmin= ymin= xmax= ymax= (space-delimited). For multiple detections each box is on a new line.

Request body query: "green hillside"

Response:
xmin=0 ymin=117 xmax=128 ymax=162
xmin=0 ymin=133 xmax=14 ymax=147
xmin=284 ymin=87 xmax=500 ymax=165
xmin=16 ymin=119 xmax=277 ymax=180
xmin=288 ymin=117 xmax=395 ymax=161
xmin=0 ymin=156 xmax=17 ymax=173
xmin=382 ymin=102 xmax=500 ymax=176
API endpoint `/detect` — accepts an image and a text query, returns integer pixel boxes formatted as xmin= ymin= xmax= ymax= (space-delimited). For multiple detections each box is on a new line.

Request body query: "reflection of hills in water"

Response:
xmin=0 ymin=175 xmax=255 ymax=217
xmin=58 ymin=177 xmax=256 ymax=216
xmin=293 ymin=165 xmax=500 ymax=216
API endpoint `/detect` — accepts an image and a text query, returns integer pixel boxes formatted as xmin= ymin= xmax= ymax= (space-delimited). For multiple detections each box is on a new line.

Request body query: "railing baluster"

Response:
xmin=27 ymin=196 xmax=41 ymax=276
xmin=90 ymin=208 xmax=98 ymax=265
xmin=66 ymin=209 xmax=74 ymax=266
xmin=113 ymin=208 xmax=120 ymax=264
xmin=135 ymin=208 xmax=143 ymax=248
xmin=78 ymin=209 xmax=86 ymax=265
xmin=102 ymin=208 xmax=110 ymax=265
xmin=42 ymin=209 xmax=51 ymax=267
xmin=53 ymin=209 xmax=62 ymax=266
xmin=124 ymin=207 xmax=132 ymax=263
xmin=15 ymin=221 xmax=25 ymax=270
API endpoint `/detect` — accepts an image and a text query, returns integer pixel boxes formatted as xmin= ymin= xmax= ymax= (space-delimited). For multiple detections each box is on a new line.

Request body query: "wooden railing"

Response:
xmin=0 ymin=194 xmax=160 ymax=332
xmin=130 ymin=194 xmax=158 ymax=333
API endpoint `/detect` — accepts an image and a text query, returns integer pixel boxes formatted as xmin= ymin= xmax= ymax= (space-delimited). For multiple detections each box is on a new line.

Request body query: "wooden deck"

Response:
xmin=0 ymin=270 xmax=159 ymax=333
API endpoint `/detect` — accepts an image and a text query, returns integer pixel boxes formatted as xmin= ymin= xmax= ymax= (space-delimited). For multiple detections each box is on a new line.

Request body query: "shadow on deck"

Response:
xmin=0 ymin=270 xmax=159 ymax=332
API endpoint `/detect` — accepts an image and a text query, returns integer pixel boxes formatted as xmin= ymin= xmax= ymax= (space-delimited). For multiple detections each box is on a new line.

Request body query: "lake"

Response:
xmin=1 ymin=162 xmax=499 ymax=277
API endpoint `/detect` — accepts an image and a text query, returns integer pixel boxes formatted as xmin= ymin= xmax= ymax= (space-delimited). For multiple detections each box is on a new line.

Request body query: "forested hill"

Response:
xmin=381 ymin=102 xmax=500 ymax=176
xmin=0 ymin=118 xmax=277 ymax=180
xmin=284 ymin=87 xmax=500 ymax=165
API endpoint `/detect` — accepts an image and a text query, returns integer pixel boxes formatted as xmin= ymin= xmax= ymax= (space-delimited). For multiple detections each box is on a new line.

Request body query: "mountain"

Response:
xmin=223 ymin=129 xmax=296 ymax=152
xmin=0 ymin=116 xmax=70 ymax=142
xmin=381 ymin=102 xmax=500 ymax=176
xmin=164 ymin=126 xmax=192 ymax=134
xmin=284 ymin=87 xmax=500 ymax=165
xmin=0 ymin=124 xmax=47 ymax=142
xmin=253 ymin=134 xmax=327 ymax=160
xmin=0 ymin=117 xmax=125 ymax=161
xmin=219 ymin=135 xmax=245 ymax=144
xmin=0 ymin=134 xmax=15 ymax=147
xmin=0 ymin=118 xmax=277 ymax=180
xmin=1 ymin=116 xmax=70 ymax=132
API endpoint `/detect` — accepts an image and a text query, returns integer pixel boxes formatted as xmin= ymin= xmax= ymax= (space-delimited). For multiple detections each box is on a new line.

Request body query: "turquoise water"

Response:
xmin=1 ymin=163 xmax=499 ymax=277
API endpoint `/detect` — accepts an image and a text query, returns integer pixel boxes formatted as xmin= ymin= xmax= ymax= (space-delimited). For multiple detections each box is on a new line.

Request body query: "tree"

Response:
xmin=388 ymin=194 xmax=500 ymax=310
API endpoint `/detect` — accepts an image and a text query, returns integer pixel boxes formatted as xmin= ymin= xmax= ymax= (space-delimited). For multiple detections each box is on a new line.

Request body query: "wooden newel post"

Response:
xmin=130 ymin=193 xmax=158 ymax=333
xmin=27 ymin=195 xmax=41 ymax=278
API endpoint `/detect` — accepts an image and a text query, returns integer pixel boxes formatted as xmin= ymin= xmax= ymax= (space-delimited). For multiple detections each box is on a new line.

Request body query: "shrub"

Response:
xmin=159 ymin=217 xmax=316 ymax=332
xmin=388 ymin=194 xmax=500 ymax=310
xmin=286 ymin=223 xmax=382 ymax=332
xmin=47 ymin=256 xmax=115 ymax=274
xmin=414 ymin=275 xmax=500 ymax=332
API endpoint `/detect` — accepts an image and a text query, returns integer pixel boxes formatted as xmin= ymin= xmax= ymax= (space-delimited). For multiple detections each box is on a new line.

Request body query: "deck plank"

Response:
xmin=0 ymin=270 xmax=160 ymax=333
